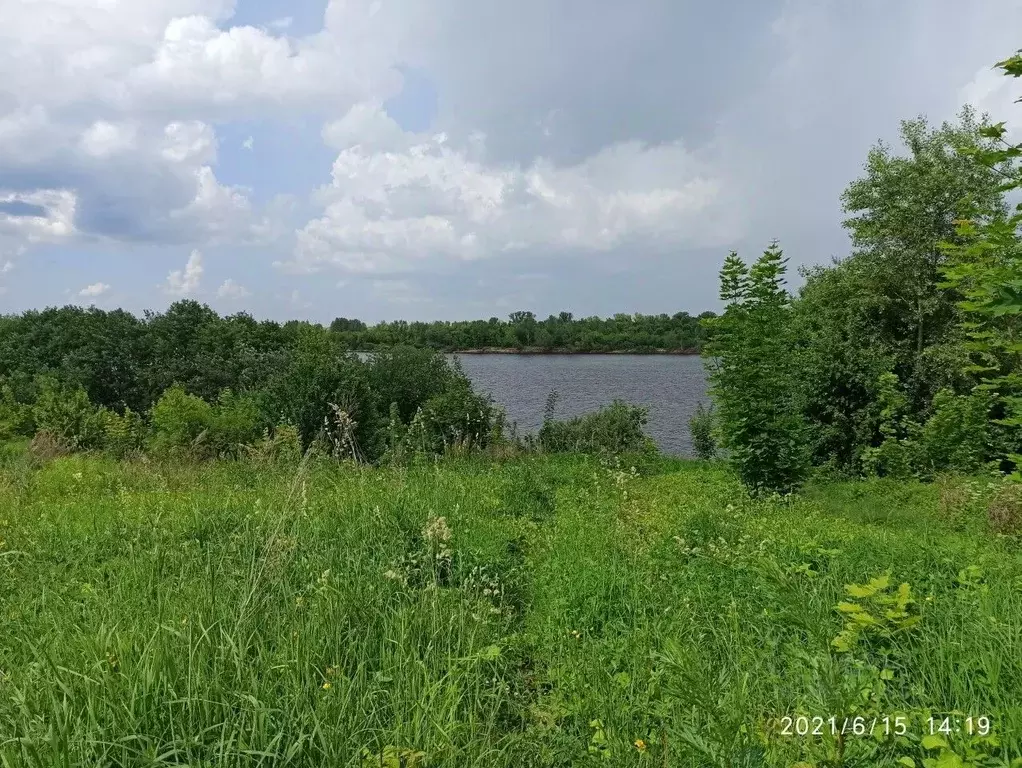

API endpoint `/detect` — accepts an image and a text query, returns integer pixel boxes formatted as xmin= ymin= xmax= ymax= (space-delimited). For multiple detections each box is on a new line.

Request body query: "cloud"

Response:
xmin=0 ymin=190 xmax=77 ymax=243
xmin=164 ymin=249 xmax=204 ymax=296
xmin=289 ymin=104 xmax=734 ymax=276
xmin=1 ymin=261 xmax=13 ymax=275
xmin=78 ymin=282 xmax=111 ymax=298
xmin=217 ymin=278 xmax=250 ymax=298
xmin=4 ymin=0 xmax=1022 ymax=318
xmin=0 ymin=0 xmax=407 ymax=252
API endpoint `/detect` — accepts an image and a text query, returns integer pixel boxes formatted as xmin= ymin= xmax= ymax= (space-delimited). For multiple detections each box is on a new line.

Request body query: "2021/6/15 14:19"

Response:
xmin=776 ymin=715 xmax=993 ymax=738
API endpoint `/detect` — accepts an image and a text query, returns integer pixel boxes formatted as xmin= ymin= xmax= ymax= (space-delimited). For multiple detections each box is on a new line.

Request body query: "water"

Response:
xmin=452 ymin=354 xmax=710 ymax=456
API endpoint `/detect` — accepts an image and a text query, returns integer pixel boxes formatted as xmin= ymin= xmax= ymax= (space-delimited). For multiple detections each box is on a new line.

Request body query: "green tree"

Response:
xmin=941 ymin=49 xmax=1022 ymax=473
xmin=704 ymin=243 xmax=810 ymax=494
xmin=841 ymin=109 xmax=1006 ymax=409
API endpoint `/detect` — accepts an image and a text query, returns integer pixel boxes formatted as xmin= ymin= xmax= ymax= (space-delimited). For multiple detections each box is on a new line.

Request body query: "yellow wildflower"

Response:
xmin=634 ymin=739 xmax=647 ymax=752
xmin=321 ymin=681 xmax=332 ymax=690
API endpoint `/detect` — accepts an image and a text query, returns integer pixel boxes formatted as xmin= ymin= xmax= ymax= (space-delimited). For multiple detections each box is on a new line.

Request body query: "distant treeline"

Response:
xmin=329 ymin=310 xmax=717 ymax=353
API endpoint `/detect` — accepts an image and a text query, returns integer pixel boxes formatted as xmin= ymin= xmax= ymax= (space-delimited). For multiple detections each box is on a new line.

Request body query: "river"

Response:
xmin=452 ymin=354 xmax=710 ymax=456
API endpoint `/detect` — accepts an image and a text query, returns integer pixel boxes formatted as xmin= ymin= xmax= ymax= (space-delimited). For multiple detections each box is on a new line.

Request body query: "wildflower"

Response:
xmin=321 ymin=681 xmax=332 ymax=690
xmin=422 ymin=515 xmax=452 ymax=544
xmin=634 ymin=739 xmax=647 ymax=752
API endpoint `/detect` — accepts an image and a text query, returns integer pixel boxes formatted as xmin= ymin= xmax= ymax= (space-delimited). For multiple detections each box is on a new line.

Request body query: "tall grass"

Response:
xmin=0 ymin=451 xmax=1019 ymax=766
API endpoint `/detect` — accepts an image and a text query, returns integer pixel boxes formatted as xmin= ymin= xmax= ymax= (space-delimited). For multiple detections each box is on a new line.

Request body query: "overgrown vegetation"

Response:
xmin=0 ymin=452 xmax=1020 ymax=766
xmin=0 ymin=316 xmax=650 ymax=463
xmin=703 ymin=53 xmax=1022 ymax=494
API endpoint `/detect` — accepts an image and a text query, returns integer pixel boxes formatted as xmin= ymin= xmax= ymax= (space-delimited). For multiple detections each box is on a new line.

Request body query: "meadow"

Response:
xmin=1 ymin=448 xmax=1020 ymax=767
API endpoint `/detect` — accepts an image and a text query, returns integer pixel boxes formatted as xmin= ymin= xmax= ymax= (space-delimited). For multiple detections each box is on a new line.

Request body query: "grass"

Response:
xmin=0 ymin=450 xmax=1020 ymax=767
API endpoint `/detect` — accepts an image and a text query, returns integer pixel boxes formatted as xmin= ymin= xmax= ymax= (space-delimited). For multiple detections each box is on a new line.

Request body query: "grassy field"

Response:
xmin=0 ymin=450 xmax=1020 ymax=767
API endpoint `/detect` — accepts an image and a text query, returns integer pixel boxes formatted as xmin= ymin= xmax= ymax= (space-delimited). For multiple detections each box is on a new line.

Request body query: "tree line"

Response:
xmin=697 ymin=47 xmax=1022 ymax=494
xmin=0 ymin=301 xmax=652 ymax=462
xmin=329 ymin=310 xmax=716 ymax=352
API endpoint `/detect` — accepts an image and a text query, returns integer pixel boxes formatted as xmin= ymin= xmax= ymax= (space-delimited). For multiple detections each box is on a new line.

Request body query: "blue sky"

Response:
xmin=1 ymin=0 xmax=1020 ymax=323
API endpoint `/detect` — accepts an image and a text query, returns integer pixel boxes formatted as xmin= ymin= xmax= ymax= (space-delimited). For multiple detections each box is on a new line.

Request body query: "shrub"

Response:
xmin=0 ymin=382 xmax=33 ymax=440
xmin=920 ymin=388 xmax=991 ymax=474
xmin=860 ymin=372 xmax=923 ymax=479
xmin=988 ymin=480 xmax=1022 ymax=535
xmin=688 ymin=402 xmax=717 ymax=460
xmin=150 ymin=386 xmax=214 ymax=456
xmin=421 ymin=378 xmax=496 ymax=454
xmin=245 ymin=422 xmax=303 ymax=465
xmin=28 ymin=430 xmax=73 ymax=463
xmin=209 ymin=389 xmax=263 ymax=458
xmin=100 ymin=407 xmax=146 ymax=459
xmin=260 ymin=342 xmax=382 ymax=459
xmin=31 ymin=380 xmax=105 ymax=450
xmin=368 ymin=346 xmax=455 ymax=424
xmin=539 ymin=401 xmax=650 ymax=455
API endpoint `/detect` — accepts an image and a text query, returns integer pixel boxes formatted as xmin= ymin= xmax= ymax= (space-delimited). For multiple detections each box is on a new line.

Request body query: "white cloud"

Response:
xmin=78 ymin=282 xmax=111 ymax=298
xmin=268 ymin=17 xmax=293 ymax=31
xmin=0 ymin=189 xmax=78 ymax=242
xmin=242 ymin=136 xmax=254 ymax=150
xmin=217 ymin=278 xmax=250 ymax=299
xmin=164 ymin=249 xmax=204 ymax=296
xmin=0 ymin=0 xmax=407 ymax=252
xmin=1 ymin=261 xmax=13 ymax=275
xmin=290 ymin=104 xmax=733 ymax=275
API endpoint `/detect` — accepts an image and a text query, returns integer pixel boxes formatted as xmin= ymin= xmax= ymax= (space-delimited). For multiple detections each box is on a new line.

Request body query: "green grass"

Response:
xmin=0 ymin=451 xmax=1020 ymax=767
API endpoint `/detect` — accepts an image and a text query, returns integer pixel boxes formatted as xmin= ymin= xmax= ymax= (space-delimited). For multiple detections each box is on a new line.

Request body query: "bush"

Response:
xmin=539 ymin=401 xmax=650 ymax=455
xmin=368 ymin=346 xmax=456 ymax=424
xmin=150 ymin=386 xmax=214 ymax=456
xmin=860 ymin=373 xmax=923 ymax=479
xmin=421 ymin=378 xmax=497 ymax=455
xmin=208 ymin=389 xmax=263 ymax=458
xmin=101 ymin=407 xmax=146 ymax=459
xmin=688 ymin=402 xmax=717 ymax=460
xmin=31 ymin=380 xmax=105 ymax=451
xmin=988 ymin=480 xmax=1022 ymax=536
xmin=260 ymin=341 xmax=382 ymax=459
xmin=920 ymin=388 xmax=991 ymax=475
xmin=244 ymin=422 xmax=303 ymax=465
xmin=0 ymin=382 xmax=33 ymax=440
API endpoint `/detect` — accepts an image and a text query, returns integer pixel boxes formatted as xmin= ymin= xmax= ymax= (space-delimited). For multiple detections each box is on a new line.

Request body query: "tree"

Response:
xmin=704 ymin=243 xmax=810 ymax=494
xmin=841 ymin=109 xmax=1006 ymax=409
xmin=941 ymin=49 xmax=1022 ymax=473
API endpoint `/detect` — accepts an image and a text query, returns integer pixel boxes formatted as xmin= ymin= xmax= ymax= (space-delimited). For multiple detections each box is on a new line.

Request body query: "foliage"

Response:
xmin=31 ymin=379 xmax=105 ymax=450
xmin=688 ymin=402 xmax=717 ymax=460
xmin=920 ymin=388 xmax=992 ymax=475
xmin=539 ymin=400 xmax=652 ymax=455
xmin=0 ymin=381 xmax=33 ymax=441
xmin=830 ymin=572 xmax=921 ymax=654
xmin=704 ymin=244 xmax=811 ymax=494
xmin=940 ymin=51 xmax=1022 ymax=476
xmin=841 ymin=108 xmax=1006 ymax=409
xmin=367 ymin=345 xmax=457 ymax=424
xmin=259 ymin=336 xmax=382 ymax=458
xmin=1 ymin=455 xmax=1020 ymax=766
xmin=100 ymin=407 xmax=146 ymax=459
xmin=860 ymin=372 xmax=924 ymax=479
xmin=330 ymin=310 xmax=716 ymax=353
xmin=149 ymin=385 xmax=214 ymax=457
xmin=208 ymin=389 xmax=264 ymax=458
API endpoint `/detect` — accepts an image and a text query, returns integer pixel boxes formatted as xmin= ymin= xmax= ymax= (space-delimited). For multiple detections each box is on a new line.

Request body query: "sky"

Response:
xmin=0 ymin=0 xmax=1021 ymax=324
